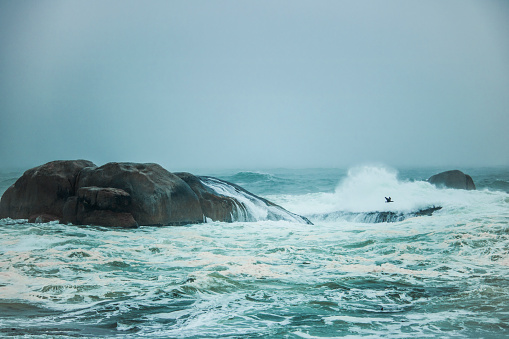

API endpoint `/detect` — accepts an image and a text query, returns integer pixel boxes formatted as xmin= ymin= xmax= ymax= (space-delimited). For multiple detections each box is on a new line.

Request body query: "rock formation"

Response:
xmin=0 ymin=160 xmax=95 ymax=222
xmin=75 ymin=162 xmax=203 ymax=226
xmin=175 ymin=172 xmax=240 ymax=222
xmin=309 ymin=206 xmax=443 ymax=223
xmin=428 ymin=170 xmax=476 ymax=190
xmin=0 ymin=160 xmax=311 ymax=227
xmin=64 ymin=186 xmax=138 ymax=228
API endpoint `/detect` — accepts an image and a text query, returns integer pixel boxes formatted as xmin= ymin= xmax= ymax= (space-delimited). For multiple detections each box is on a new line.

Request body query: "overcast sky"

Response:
xmin=1 ymin=0 xmax=508 ymax=170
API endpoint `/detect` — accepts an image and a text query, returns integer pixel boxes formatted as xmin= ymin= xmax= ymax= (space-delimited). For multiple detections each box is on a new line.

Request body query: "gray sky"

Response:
xmin=1 ymin=0 xmax=508 ymax=170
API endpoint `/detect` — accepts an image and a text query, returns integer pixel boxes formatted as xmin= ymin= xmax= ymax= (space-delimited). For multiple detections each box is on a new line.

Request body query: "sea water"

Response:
xmin=0 ymin=166 xmax=508 ymax=338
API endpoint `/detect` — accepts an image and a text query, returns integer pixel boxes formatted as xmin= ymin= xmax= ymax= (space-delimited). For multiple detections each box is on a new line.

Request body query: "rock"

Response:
xmin=78 ymin=209 xmax=138 ymax=228
xmin=77 ymin=186 xmax=131 ymax=212
xmin=62 ymin=187 xmax=137 ymax=227
xmin=309 ymin=206 xmax=442 ymax=223
xmin=428 ymin=170 xmax=476 ymax=190
xmin=62 ymin=196 xmax=79 ymax=225
xmin=76 ymin=162 xmax=203 ymax=226
xmin=73 ymin=187 xmax=138 ymax=228
xmin=28 ymin=213 xmax=60 ymax=223
xmin=175 ymin=172 xmax=244 ymax=222
xmin=364 ymin=206 xmax=443 ymax=223
xmin=1 ymin=160 xmax=312 ymax=227
xmin=0 ymin=160 xmax=96 ymax=220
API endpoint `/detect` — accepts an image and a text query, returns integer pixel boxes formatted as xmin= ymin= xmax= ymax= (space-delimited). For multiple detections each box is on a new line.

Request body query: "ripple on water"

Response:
xmin=1 ymin=194 xmax=509 ymax=337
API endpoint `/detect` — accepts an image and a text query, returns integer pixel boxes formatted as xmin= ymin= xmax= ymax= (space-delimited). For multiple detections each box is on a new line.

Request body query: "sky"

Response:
xmin=1 ymin=0 xmax=508 ymax=171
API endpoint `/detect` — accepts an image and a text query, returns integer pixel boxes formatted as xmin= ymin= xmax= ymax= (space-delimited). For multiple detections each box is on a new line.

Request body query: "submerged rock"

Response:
xmin=428 ymin=170 xmax=476 ymax=190
xmin=310 ymin=206 xmax=443 ymax=223
xmin=0 ymin=160 xmax=311 ymax=227
xmin=361 ymin=206 xmax=442 ymax=223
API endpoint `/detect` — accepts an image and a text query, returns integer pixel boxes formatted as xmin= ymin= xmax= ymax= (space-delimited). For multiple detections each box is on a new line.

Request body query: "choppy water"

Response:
xmin=1 ymin=166 xmax=509 ymax=338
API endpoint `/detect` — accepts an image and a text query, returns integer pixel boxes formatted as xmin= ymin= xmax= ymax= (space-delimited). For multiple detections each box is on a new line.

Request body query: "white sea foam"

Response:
xmin=201 ymin=177 xmax=268 ymax=221
xmin=271 ymin=166 xmax=508 ymax=221
xmin=330 ymin=263 xmax=439 ymax=277
xmin=323 ymin=315 xmax=393 ymax=324
xmin=200 ymin=177 xmax=309 ymax=223
xmin=0 ymin=167 xmax=508 ymax=337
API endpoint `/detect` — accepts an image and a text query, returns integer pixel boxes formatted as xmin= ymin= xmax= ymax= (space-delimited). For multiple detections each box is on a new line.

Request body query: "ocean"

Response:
xmin=1 ymin=165 xmax=508 ymax=338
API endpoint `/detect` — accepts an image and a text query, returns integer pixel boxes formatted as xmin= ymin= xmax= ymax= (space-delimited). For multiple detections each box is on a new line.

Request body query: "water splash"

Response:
xmin=271 ymin=166 xmax=507 ymax=223
xmin=199 ymin=177 xmax=311 ymax=224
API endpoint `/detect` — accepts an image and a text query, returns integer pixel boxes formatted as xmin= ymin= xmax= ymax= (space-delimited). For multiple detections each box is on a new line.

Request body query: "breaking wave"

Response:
xmin=271 ymin=166 xmax=505 ymax=223
xmin=1 ymin=166 xmax=509 ymax=337
xmin=199 ymin=176 xmax=312 ymax=224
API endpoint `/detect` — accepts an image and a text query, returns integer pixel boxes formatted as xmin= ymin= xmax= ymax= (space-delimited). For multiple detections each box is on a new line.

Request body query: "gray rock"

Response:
xmin=1 ymin=160 xmax=312 ymax=227
xmin=71 ymin=186 xmax=137 ymax=228
xmin=175 ymin=172 xmax=239 ymax=222
xmin=0 ymin=160 xmax=95 ymax=220
xmin=77 ymin=186 xmax=132 ymax=212
xmin=428 ymin=170 xmax=476 ymax=190
xmin=76 ymin=162 xmax=204 ymax=226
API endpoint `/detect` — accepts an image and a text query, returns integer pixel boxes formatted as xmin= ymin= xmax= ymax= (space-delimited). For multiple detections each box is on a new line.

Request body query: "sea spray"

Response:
xmin=270 ymin=166 xmax=497 ymax=223
xmin=199 ymin=176 xmax=311 ymax=224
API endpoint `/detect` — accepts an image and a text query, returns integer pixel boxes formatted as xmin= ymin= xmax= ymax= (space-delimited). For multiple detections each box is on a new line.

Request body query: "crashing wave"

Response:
xmin=199 ymin=176 xmax=313 ymax=224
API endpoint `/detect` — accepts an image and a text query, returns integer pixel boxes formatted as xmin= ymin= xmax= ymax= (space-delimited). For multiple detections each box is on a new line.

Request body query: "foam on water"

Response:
xmin=200 ymin=177 xmax=268 ymax=221
xmin=1 ymin=166 xmax=509 ymax=337
xmin=271 ymin=166 xmax=507 ymax=224
xmin=200 ymin=176 xmax=310 ymax=224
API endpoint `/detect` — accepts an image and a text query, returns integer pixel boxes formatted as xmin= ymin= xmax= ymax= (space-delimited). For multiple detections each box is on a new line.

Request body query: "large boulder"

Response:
xmin=63 ymin=187 xmax=138 ymax=228
xmin=428 ymin=170 xmax=476 ymax=190
xmin=0 ymin=160 xmax=312 ymax=227
xmin=0 ymin=161 xmax=202 ymax=227
xmin=0 ymin=160 xmax=95 ymax=220
xmin=76 ymin=162 xmax=203 ymax=226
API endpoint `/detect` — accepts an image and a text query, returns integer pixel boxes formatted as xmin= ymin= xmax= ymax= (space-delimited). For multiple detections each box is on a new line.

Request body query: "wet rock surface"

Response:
xmin=0 ymin=160 xmax=311 ymax=227
xmin=428 ymin=170 xmax=476 ymax=190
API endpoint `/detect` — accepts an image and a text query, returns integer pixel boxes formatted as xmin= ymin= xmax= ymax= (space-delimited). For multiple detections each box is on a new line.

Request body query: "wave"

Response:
xmin=486 ymin=179 xmax=509 ymax=193
xmin=199 ymin=176 xmax=312 ymax=224
xmin=229 ymin=171 xmax=280 ymax=183
xmin=222 ymin=171 xmax=304 ymax=196
xmin=470 ymin=169 xmax=509 ymax=193
xmin=271 ymin=166 xmax=508 ymax=224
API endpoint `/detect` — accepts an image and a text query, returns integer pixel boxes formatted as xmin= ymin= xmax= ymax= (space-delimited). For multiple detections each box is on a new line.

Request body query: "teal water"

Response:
xmin=1 ymin=166 xmax=509 ymax=338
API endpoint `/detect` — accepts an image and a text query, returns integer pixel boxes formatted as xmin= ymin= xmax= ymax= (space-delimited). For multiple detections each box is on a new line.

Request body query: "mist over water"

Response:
xmin=1 ymin=166 xmax=508 ymax=337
